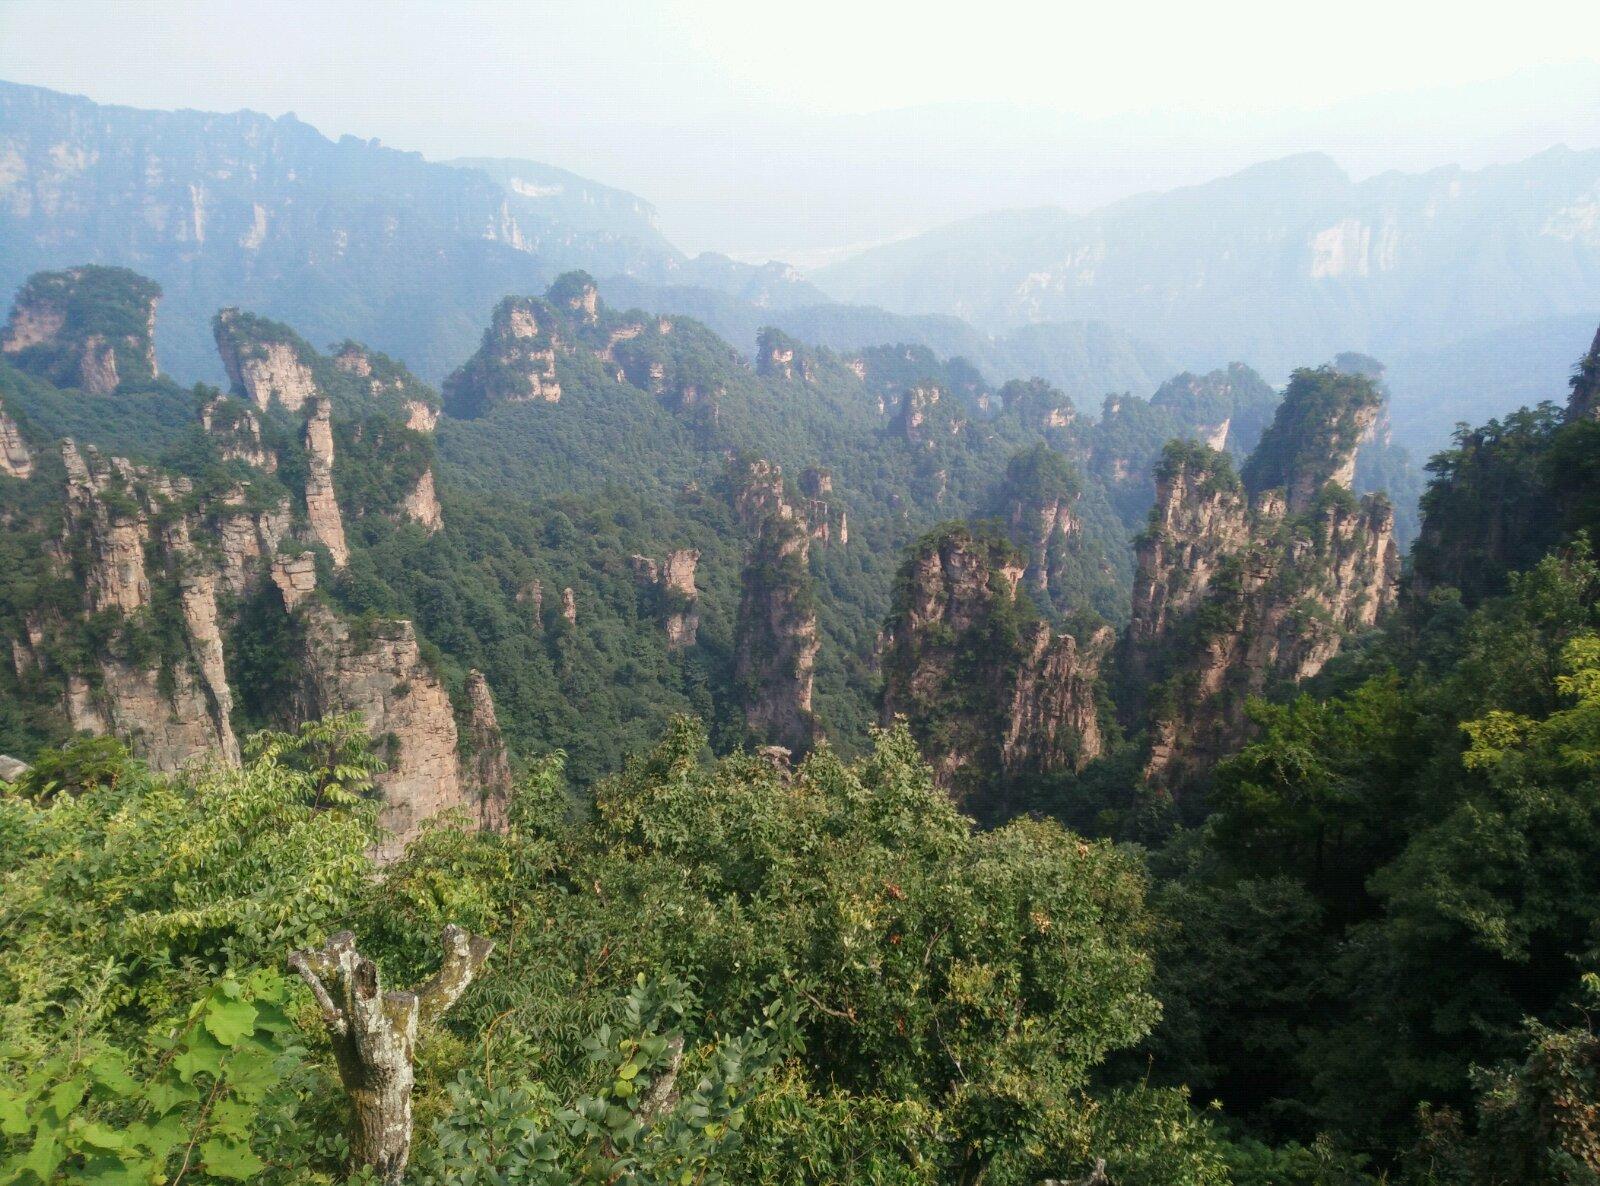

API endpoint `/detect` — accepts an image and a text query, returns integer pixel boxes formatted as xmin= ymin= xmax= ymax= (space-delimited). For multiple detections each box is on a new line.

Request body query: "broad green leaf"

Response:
xmin=204 ymin=997 xmax=259 ymax=1048
xmin=199 ymin=1136 xmax=266 ymax=1180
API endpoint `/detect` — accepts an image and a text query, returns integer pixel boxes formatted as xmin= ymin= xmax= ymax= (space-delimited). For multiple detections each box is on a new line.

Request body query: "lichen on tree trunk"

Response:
xmin=289 ymin=924 xmax=493 ymax=1184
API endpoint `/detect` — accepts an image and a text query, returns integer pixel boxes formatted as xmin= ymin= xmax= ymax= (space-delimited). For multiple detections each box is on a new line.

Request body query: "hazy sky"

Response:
xmin=4 ymin=1 xmax=1599 ymax=262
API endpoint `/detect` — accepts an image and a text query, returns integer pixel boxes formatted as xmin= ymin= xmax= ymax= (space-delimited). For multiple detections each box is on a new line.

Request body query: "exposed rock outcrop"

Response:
xmin=881 ymin=525 xmax=1109 ymax=813
xmin=214 ymin=308 xmax=319 ymax=412
xmin=997 ymin=445 xmax=1082 ymax=607
xmin=401 ymin=468 xmax=444 ymax=533
xmin=631 ymin=549 xmax=700 ymax=648
xmin=1565 ymin=325 xmax=1600 ymax=421
xmin=0 ymin=398 xmax=33 ymax=479
xmin=56 ymin=441 xmax=239 ymax=768
xmin=2 ymin=266 xmax=160 ymax=393
xmin=200 ymin=395 xmax=277 ymax=471
xmin=294 ymin=603 xmax=467 ymax=861
xmin=270 ymin=551 xmax=319 ymax=609
xmin=461 ymin=669 xmax=513 ymax=831
xmin=442 ymin=296 xmax=562 ymax=416
xmin=1239 ymin=366 xmax=1381 ymax=513
xmin=302 ymin=395 xmax=349 ymax=567
xmin=1128 ymin=369 xmax=1398 ymax=789
xmin=734 ymin=515 xmax=818 ymax=754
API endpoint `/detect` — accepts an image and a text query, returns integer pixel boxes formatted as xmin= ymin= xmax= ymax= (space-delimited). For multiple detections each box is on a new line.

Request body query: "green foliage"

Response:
xmin=0 ymin=973 xmax=309 ymax=1185
xmin=1240 ymin=367 xmax=1382 ymax=498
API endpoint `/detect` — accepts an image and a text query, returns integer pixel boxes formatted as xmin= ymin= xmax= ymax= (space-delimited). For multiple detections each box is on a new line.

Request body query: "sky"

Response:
xmin=4 ymin=0 xmax=1599 ymax=263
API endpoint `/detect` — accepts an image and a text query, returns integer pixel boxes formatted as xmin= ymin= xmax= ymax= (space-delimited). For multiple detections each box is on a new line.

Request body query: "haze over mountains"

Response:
xmin=2 ymin=78 xmax=1598 ymax=455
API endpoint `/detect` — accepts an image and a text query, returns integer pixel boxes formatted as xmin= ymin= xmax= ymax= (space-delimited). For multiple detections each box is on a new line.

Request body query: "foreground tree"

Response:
xmin=289 ymin=926 xmax=493 ymax=1184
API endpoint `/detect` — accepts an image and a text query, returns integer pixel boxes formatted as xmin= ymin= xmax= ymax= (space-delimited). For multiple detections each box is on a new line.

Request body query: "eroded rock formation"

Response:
xmin=2 ymin=266 xmax=160 ymax=393
xmin=734 ymin=515 xmax=818 ymax=754
xmin=631 ymin=549 xmax=701 ymax=648
xmin=1129 ymin=371 xmax=1398 ymax=788
xmin=302 ymin=394 xmax=350 ymax=567
xmin=442 ymin=296 xmax=562 ymax=416
xmin=214 ymin=308 xmax=319 ymax=412
xmin=200 ymin=394 xmax=277 ymax=471
xmin=881 ymin=525 xmax=1109 ymax=813
xmin=0 ymin=398 xmax=32 ymax=479
xmin=461 ymin=669 xmax=513 ymax=830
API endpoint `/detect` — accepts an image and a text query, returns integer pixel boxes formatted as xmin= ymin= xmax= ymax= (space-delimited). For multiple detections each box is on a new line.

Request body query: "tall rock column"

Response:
xmin=302 ymin=395 xmax=349 ymax=567
xmin=733 ymin=516 xmax=819 ymax=755
xmin=0 ymin=399 xmax=33 ymax=479
xmin=882 ymin=525 xmax=1109 ymax=815
xmin=461 ymin=670 xmax=513 ymax=831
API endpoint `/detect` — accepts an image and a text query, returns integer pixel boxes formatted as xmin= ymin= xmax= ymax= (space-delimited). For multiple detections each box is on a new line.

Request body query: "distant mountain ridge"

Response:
xmin=0 ymin=79 xmax=1171 ymax=405
xmin=816 ymin=148 xmax=1600 ymax=451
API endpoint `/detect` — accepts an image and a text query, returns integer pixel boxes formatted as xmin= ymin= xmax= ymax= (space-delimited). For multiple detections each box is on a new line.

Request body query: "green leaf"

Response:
xmin=76 ymin=1120 xmax=128 ymax=1150
xmin=88 ymin=1052 xmax=139 ymax=1099
xmin=204 ymin=997 xmax=259 ymax=1048
xmin=199 ymin=1136 xmax=266 ymax=1180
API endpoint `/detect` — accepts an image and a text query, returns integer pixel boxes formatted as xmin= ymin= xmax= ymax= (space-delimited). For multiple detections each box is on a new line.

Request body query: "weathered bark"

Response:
xmin=1041 ymin=1160 xmax=1108 ymax=1186
xmin=289 ymin=925 xmax=493 ymax=1184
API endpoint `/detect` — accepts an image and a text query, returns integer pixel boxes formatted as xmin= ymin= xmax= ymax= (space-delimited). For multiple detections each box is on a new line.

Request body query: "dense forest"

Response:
xmin=1 ymin=257 xmax=1598 ymax=1184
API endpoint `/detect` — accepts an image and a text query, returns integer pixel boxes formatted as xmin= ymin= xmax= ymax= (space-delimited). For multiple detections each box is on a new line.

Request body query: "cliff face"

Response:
xmin=996 ymin=445 xmax=1084 ymax=609
xmin=331 ymin=342 xmax=441 ymax=431
xmin=301 ymin=395 xmax=349 ymax=567
xmin=200 ymin=395 xmax=276 ymax=471
xmin=1128 ymin=370 xmax=1398 ymax=788
xmin=401 ymin=468 xmax=444 ymax=533
xmin=55 ymin=441 xmax=240 ymax=768
xmin=734 ymin=515 xmax=819 ymax=754
xmin=293 ymin=601 xmax=466 ymax=861
xmin=1565 ymin=325 xmax=1600 ymax=421
xmin=2 ymin=266 xmax=160 ymax=393
xmin=631 ymin=548 xmax=701 ymax=648
xmin=442 ymin=296 xmax=562 ymax=416
xmin=461 ymin=669 xmax=513 ymax=831
xmin=0 ymin=398 xmax=33 ymax=479
xmin=213 ymin=308 xmax=319 ymax=412
xmin=881 ymin=525 xmax=1109 ymax=813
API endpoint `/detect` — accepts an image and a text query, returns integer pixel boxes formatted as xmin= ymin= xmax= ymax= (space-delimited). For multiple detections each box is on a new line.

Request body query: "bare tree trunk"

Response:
xmin=290 ymin=925 xmax=493 ymax=1184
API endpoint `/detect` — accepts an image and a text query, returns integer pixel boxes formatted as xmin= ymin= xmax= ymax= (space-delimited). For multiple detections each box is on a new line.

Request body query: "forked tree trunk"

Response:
xmin=289 ymin=925 xmax=493 ymax=1184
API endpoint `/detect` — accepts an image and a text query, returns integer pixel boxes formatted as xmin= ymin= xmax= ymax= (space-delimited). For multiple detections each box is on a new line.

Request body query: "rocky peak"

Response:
xmin=756 ymin=328 xmax=802 ymax=381
xmin=1001 ymin=379 xmax=1076 ymax=431
xmin=331 ymin=340 xmax=440 ymax=430
xmin=2 ymin=266 xmax=160 ymax=394
xmin=734 ymin=514 xmax=819 ymax=753
xmin=200 ymin=394 xmax=277 ymax=471
xmin=461 ymin=669 xmax=513 ymax=831
xmin=52 ymin=440 xmax=241 ymax=770
xmin=301 ymin=395 xmax=349 ymax=567
xmin=1565 ymin=324 xmax=1600 ymax=421
xmin=1128 ymin=416 xmax=1398 ymax=789
xmin=727 ymin=456 xmax=799 ymax=529
xmin=1240 ymin=366 xmax=1382 ymax=513
xmin=442 ymin=295 xmax=562 ymax=416
xmin=894 ymin=385 xmax=956 ymax=444
xmin=0 ymin=397 xmax=33 ymax=479
xmin=292 ymin=604 xmax=467 ymax=862
xmin=997 ymin=445 xmax=1083 ymax=605
xmin=213 ymin=308 xmax=320 ymax=412
xmin=881 ymin=525 xmax=1109 ymax=814
xmin=631 ymin=548 xmax=701 ymax=648
xmin=547 ymin=271 xmax=600 ymax=325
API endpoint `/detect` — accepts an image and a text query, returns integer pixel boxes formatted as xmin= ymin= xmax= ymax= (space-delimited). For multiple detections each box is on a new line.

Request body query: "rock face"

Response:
xmin=894 ymin=385 xmax=963 ymax=445
xmin=631 ymin=549 xmax=700 ymax=648
xmin=56 ymin=441 xmax=240 ymax=768
xmin=214 ymin=308 xmax=319 ymax=412
xmin=301 ymin=395 xmax=349 ymax=567
xmin=401 ymin=468 xmax=444 ymax=533
xmin=442 ymin=296 xmax=562 ymax=416
xmin=734 ymin=515 xmax=819 ymax=754
xmin=997 ymin=445 xmax=1082 ymax=608
xmin=0 ymin=398 xmax=33 ymax=479
xmin=461 ymin=669 xmax=513 ymax=831
xmin=1129 ymin=369 xmax=1398 ymax=789
xmin=756 ymin=328 xmax=799 ymax=380
xmin=881 ymin=525 xmax=1109 ymax=813
xmin=2 ymin=266 xmax=160 ymax=393
xmin=1565 ymin=325 xmax=1600 ymax=421
xmin=294 ymin=602 xmax=468 ymax=862
xmin=1239 ymin=366 xmax=1382 ymax=513
xmin=200 ymin=395 xmax=276 ymax=471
